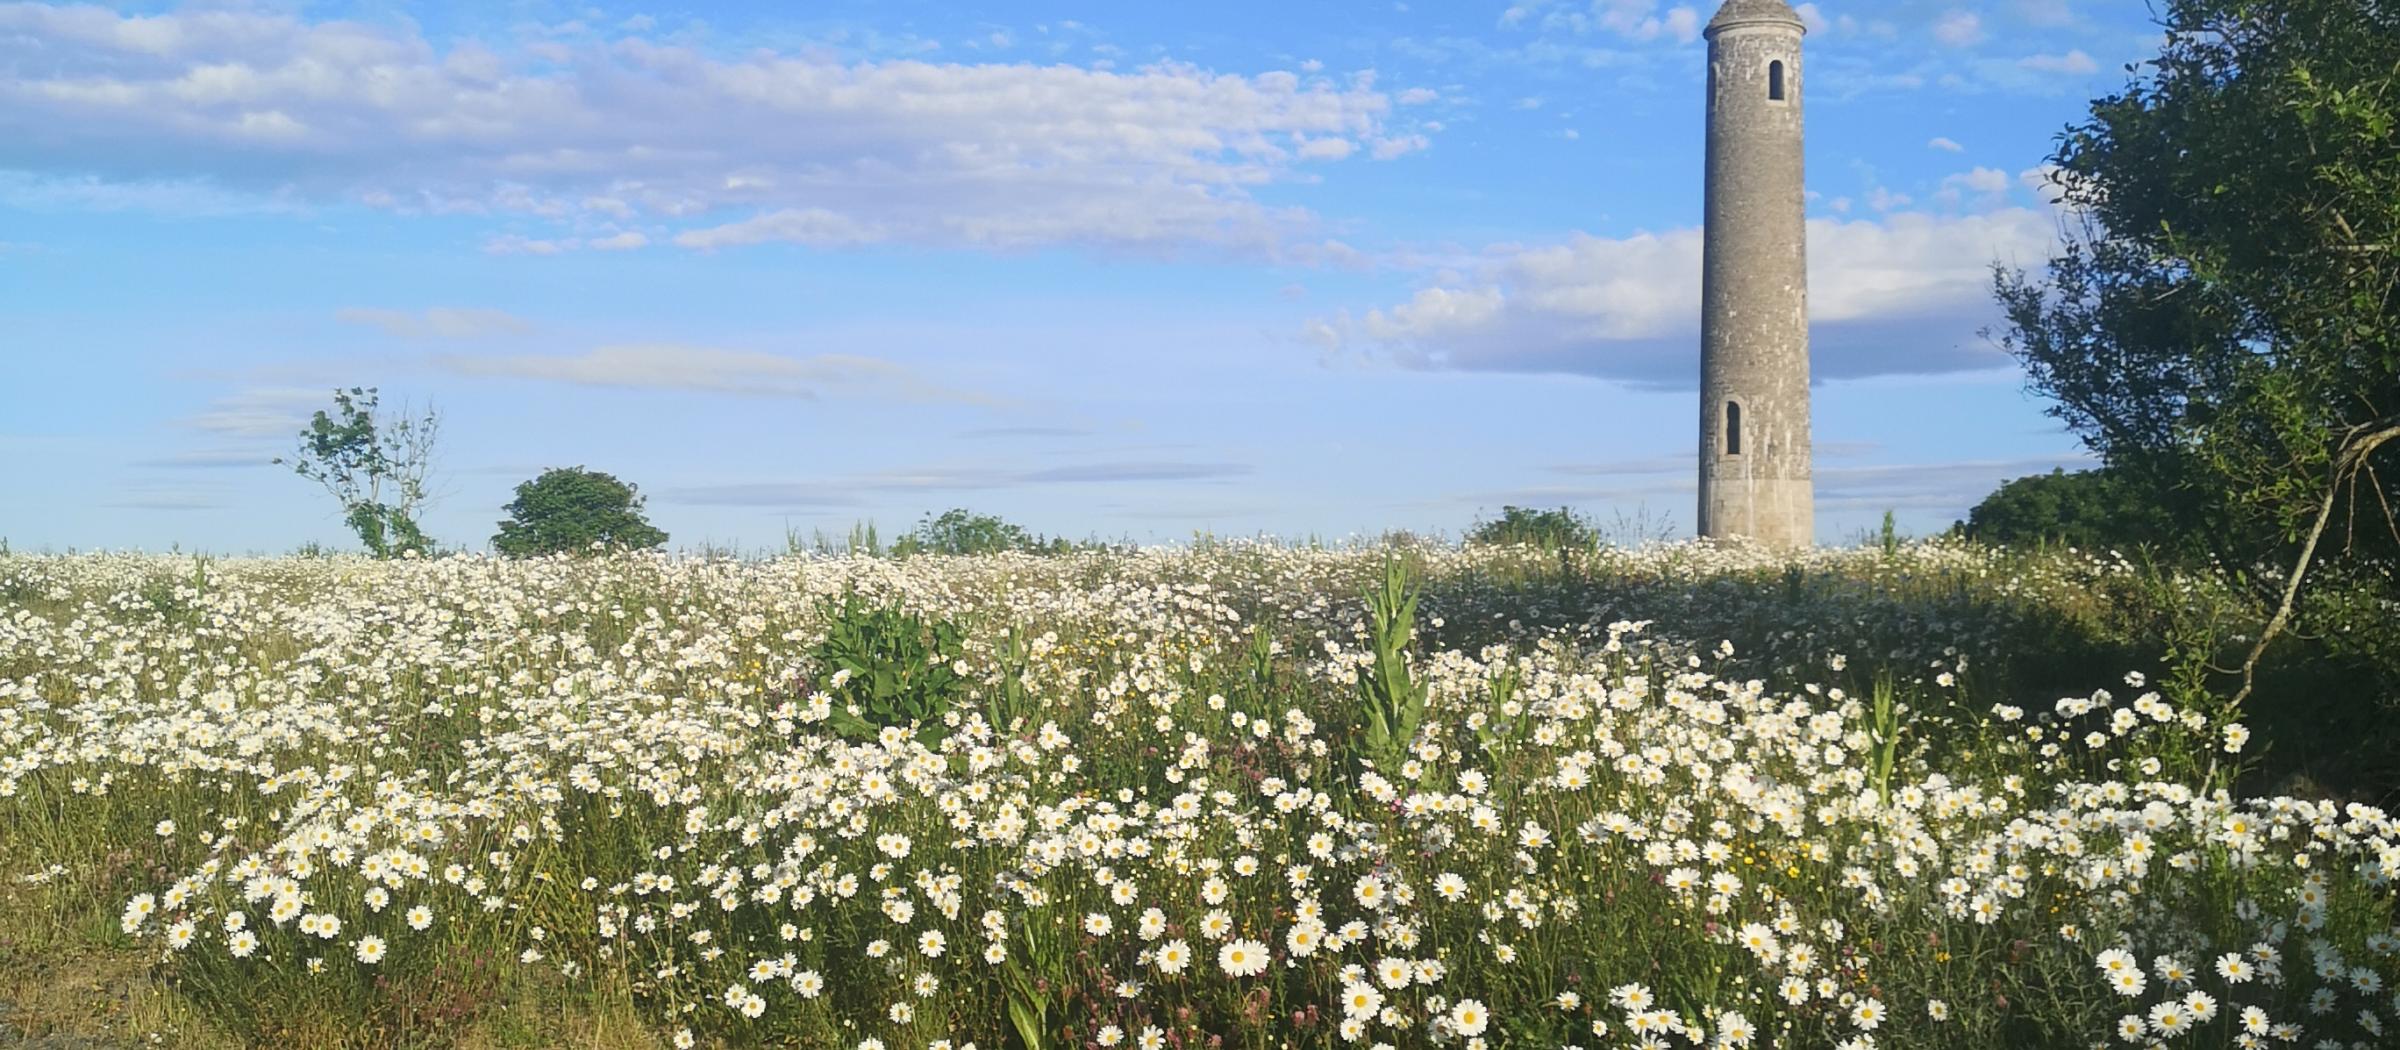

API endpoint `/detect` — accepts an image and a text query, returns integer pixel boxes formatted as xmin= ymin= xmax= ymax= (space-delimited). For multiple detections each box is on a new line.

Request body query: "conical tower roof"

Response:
xmin=1704 ymin=0 xmax=1805 ymax=35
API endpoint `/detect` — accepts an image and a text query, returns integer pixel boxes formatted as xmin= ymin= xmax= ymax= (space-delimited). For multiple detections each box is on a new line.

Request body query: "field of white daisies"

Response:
xmin=1 ymin=541 xmax=2395 ymax=1049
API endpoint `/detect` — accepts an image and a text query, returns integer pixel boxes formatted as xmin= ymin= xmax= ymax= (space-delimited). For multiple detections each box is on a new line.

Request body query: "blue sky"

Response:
xmin=0 ymin=0 xmax=2147 ymax=553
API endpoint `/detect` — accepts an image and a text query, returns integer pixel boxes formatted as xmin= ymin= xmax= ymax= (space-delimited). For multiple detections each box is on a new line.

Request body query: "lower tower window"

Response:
xmin=1725 ymin=401 xmax=1743 ymax=455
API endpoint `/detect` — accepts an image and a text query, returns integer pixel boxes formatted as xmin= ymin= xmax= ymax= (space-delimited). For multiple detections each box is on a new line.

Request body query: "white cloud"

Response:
xmin=1935 ymin=166 xmax=2012 ymax=204
xmin=1927 ymin=136 xmax=1965 ymax=152
xmin=482 ymin=235 xmax=567 ymax=256
xmin=1932 ymin=10 xmax=1986 ymax=46
xmin=1664 ymin=7 xmax=1701 ymax=43
xmin=1298 ymin=137 xmax=1359 ymax=160
xmin=435 ymin=346 xmax=993 ymax=403
xmin=0 ymin=5 xmax=1416 ymax=256
xmin=335 ymin=307 xmax=532 ymax=339
xmin=1369 ymin=134 xmax=1431 ymax=160
xmin=674 ymin=209 xmax=886 ymax=251
xmin=2017 ymin=163 xmax=2067 ymax=198
xmin=1311 ymin=208 xmax=2061 ymax=386
xmin=1397 ymin=87 xmax=1439 ymax=104
xmin=2018 ymin=49 xmax=2098 ymax=74
xmin=1501 ymin=0 xmax=1702 ymax=42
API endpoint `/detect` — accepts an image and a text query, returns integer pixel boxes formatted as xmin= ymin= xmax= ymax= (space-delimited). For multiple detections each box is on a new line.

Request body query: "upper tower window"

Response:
xmin=1768 ymin=60 xmax=1786 ymax=101
xmin=1726 ymin=401 xmax=1744 ymax=455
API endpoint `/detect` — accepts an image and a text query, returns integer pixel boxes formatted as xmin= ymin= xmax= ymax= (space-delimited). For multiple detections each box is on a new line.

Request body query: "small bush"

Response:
xmin=1465 ymin=505 xmax=1597 ymax=550
xmin=893 ymin=508 xmax=1037 ymax=556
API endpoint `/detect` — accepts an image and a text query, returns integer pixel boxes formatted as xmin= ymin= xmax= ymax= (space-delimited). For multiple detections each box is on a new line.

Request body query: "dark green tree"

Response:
xmin=277 ymin=387 xmax=438 ymax=558
xmin=1990 ymin=0 xmax=2400 ymax=701
xmin=491 ymin=467 xmax=668 ymax=556
xmin=1466 ymin=506 xmax=1598 ymax=550
xmin=1954 ymin=467 xmax=2185 ymax=552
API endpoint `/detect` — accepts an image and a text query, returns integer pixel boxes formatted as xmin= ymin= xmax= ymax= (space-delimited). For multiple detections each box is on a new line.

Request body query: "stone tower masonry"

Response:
xmin=1697 ymin=0 xmax=1814 ymax=547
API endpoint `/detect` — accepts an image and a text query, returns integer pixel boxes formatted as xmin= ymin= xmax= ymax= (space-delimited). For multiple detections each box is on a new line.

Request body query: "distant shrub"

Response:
xmin=1466 ymin=505 xmax=1598 ymax=550
xmin=896 ymin=508 xmax=1033 ymax=556
xmin=892 ymin=508 xmax=1108 ymax=556
xmin=492 ymin=467 xmax=668 ymax=557
xmin=1954 ymin=467 xmax=2182 ymax=552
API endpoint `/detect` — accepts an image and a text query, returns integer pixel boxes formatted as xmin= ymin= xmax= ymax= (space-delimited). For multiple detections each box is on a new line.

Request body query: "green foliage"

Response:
xmin=1953 ymin=467 xmax=2187 ymax=552
xmin=1868 ymin=672 xmax=1903 ymax=807
xmin=276 ymin=387 xmax=438 ymax=559
xmin=1353 ymin=558 xmax=1427 ymax=774
xmin=490 ymin=467 xmax=667 ymax=557
xmin=1465 ymin=505 xmax=1597 ymax=550
xmin=1991 ymin=0 xmax=2400 ymax=568
xmin=888 ymin=508 xmax=1118 ymax=557
xmin=808 ymin=591 xmax=968 ymax=745
xmin=894 ymin=508 xmax=1039 ymax=556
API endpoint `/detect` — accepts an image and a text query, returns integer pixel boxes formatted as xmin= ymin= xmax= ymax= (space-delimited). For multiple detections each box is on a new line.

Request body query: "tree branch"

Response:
xmin=2229 ymin=418 xmax=2400 ymax=711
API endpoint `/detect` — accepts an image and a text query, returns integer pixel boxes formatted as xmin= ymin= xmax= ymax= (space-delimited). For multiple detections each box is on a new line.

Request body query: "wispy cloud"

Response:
xmin=336 ymin=308 xmax=533 ymax=340
xmin=132 ymin=448 xmax=278 ymax=469
xmin=1547 ymin=455 xmax=1688 ymax=476
xmin=434 ymin=346 xmax=993 ymax=404
xmin=1020 ymin=462 xmax=1248 ymax=483
xmin=1497 ymin=0 xmax=1702 ymax=43
xmin=1456 ymin=453 xmax=2089 ymax=520
xmin=1311 ymin=208 xmax=2061 ymax=386
xmin=957 ymin=425 xmax=1094 ymax=439
xmin=1932 ymin=10 xmax=1986 ymax=47
xmin=177 ymin=388 xmax=333 ymax=439
xmin=1814 ymin=455 xmax=2094 ymax=512
xmin=650 ymin=484 xmax=866 ymax=508
xmin=665 ymin=460 xmax=1253 ymax=508
xmin=104 ymin=490 xmax=226 ymax=511
xmin=2017 ymin=49 xmax=2098 ymax=75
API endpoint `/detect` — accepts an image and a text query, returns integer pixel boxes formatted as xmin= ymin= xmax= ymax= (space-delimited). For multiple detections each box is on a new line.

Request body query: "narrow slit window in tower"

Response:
xmin=1726 ymin=401 xmax=1743 ymax=455
xmin=1768 ymin=61 xmax=1786 ymax=101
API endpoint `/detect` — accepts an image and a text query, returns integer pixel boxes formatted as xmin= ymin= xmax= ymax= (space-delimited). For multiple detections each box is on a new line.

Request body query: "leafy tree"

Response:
xmin=1954 ymin=467 xmax=2186 ymax=552
xmin=491 ymin=467 xmax=668 ymax=556
xmin=1991 ymin=0 xmax=2400 ymax=703
xmin=277 ymin=387 xmax=438 ymax=558
xmin=894 ymin=508 xmax=1039 ymax=556
xmin=1466 ymin=506 xmax=1598 ymax=550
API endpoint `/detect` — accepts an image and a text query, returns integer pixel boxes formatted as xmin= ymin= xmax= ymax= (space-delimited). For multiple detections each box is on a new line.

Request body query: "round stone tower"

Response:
xmin=1698 ymin=0 xmax=1813 ymax=547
